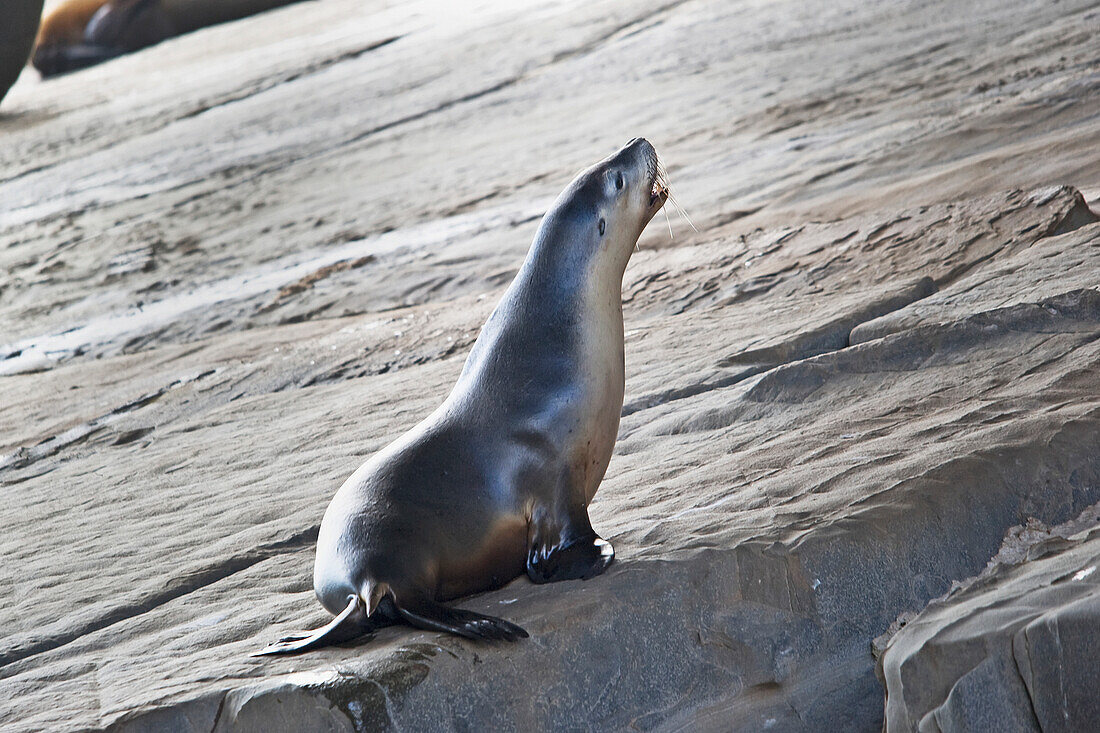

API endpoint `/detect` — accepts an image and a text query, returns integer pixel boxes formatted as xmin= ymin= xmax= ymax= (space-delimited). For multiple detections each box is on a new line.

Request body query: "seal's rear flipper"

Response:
xmin=33 ymin=44 xmax=125 ymax=78
xmin=253 ymin=595 xmax=370 ymax=656
xmin=395 ymin=598 xmax=528 ymax=642
xmin=527 ymin=531 xmax=615 ymax=584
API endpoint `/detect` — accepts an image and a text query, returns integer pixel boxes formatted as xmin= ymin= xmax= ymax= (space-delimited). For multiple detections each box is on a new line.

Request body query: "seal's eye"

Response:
xmin=615 ymin=173 xmax=624 ymax=190
xmin=598 ymin=218 xmax=606 ymax=236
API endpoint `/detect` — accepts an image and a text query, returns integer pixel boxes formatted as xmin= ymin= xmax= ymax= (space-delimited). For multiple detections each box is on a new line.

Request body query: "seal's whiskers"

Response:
xmin=650 ymin=159 xmax=693 ymax=241
xmin=669 ymin=191 xmax=697 ymax=232
xmin=657 ymin=162 xmax=697 ymax=233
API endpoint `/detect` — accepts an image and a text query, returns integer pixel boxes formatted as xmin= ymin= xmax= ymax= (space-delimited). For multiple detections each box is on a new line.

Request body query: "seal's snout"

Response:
xmin=621 ymin=137 xmax=655 ymax=160
xmin=615 ymin=137 xmax=659 ymax=193
xmin=620 ymin=138 xmax=666 ymax=210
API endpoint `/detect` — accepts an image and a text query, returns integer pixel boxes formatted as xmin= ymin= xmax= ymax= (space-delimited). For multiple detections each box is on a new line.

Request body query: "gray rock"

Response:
xmin=1 ymin=0 xmax=1099 ymax=730
xmin=880 ymin=520 xmax=1100 ymax=732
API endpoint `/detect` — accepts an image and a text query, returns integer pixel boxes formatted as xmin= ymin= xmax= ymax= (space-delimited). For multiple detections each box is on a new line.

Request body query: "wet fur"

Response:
xmin=32 ymin=0 xmax=172 ymax=77
xmin=257 ymin=139 xmax=668 ymax=655
xmin=31 ymin=0 xmax=303 ymax=77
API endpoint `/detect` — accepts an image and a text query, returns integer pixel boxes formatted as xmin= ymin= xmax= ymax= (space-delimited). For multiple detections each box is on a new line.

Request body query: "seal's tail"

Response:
xmin=253 ymin=583 xmax=388 ymax=657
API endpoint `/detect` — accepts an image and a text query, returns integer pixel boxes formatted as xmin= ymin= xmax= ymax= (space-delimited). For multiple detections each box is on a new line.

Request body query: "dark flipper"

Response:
xmin=526 ymin=468 xmax=616 ymax=584
xmin=253 ymin=595 xmax=372 ymax=656
xmin=85 ymin=0 xmax=173 ymax=50
xmin=33 ymin=44 xmax=126 ymax=78
xmin=394 ymin=597 xmax=528 ymax=642
xmin=527 ymin=530 xmax=614 ymax=584
xmin=34 ymin=0 xmax=173 ymax=78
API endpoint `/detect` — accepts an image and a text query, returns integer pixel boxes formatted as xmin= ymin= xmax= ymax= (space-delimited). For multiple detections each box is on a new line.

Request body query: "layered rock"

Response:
xmin=880 ymin=509 xmax=1100 ymax=732
xmin=1 ymin=0 xmax=1099 ymax=730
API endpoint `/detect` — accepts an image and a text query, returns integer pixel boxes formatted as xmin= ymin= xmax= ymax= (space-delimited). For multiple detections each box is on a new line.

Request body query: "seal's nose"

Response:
xmin=622 ymin=137 xmax=655 ymax=163
xmin=610 ymin=138 xmax=655 ymax=172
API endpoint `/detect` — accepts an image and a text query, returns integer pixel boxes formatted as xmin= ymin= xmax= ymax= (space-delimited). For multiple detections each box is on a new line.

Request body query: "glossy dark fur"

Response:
xmin=257 ymin=139 xmax=667 ymax=655
xmin=32 ymin=0 xmax=303 ymax=77
xmin=33 ymin=0 xmax=170 ymax=77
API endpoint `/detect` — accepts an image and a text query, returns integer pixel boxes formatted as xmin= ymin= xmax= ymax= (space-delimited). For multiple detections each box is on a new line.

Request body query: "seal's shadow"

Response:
xmin=0 ymin=108 xmax=61 ymax=132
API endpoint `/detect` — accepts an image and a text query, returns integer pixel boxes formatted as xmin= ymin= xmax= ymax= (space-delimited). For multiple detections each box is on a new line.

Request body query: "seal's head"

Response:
xmin=535 ymin=138 xmax=669 ymax=282
xmin=586 ymin=136 xmax=669 ymax=238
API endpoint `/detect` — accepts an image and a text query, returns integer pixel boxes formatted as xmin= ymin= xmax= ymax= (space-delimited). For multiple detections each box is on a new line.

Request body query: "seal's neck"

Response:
xmin=516 ymin=225 xmax=633 ymax=317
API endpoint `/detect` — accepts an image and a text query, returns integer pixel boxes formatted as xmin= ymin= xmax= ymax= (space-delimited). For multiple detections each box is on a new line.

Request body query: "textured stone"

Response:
xmin=880 ymin=518 xmax=1100 ymax=733
xmin=1 ymin=0 xmax=1099 ymax=730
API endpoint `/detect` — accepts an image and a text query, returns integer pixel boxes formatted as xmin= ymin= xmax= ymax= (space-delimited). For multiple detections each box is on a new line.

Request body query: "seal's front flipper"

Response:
xmin=33 ymin=44 xmax=125 ymax=77
xmin=395 ymin=597 xmax=528 ymax=642
xmin=253 ymin=595 xmax=370 ymax=656
xmin=527 ymin=530 xmax=615 ymax=584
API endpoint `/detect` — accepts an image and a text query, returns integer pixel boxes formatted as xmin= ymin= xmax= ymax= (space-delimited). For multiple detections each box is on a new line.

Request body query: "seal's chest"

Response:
xmin=569 ymin=370 xmax=624 ymax=504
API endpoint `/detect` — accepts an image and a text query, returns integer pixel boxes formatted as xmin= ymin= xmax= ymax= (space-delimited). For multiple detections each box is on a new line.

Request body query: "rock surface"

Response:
xmin=879 ymin=507 xmax=1100 ymax=732
xmin=1 ymin=0 xmax=1099 ymax=731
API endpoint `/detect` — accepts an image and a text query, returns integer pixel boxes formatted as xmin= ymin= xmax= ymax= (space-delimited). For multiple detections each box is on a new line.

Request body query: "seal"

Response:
xmin=34 ymin=0 xmax=169 ymax=77
xmin=33 ymin=0 xmax=110 ymax=75
xmin=32 ymin=0 xmax=303 ymax=77
xmin=0 ymin=0 xmax=45 ymax=106
xmin=257 ymin=138 xmax=669 ymax=654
